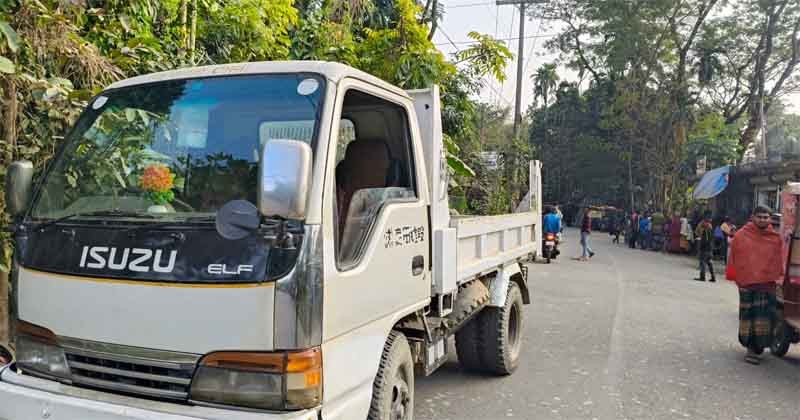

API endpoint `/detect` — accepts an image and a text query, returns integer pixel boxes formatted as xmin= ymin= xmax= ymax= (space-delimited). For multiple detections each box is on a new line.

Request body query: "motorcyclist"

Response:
xmin=543 ymin=206 xmax=562 ymax=260
xmin=544 ymin=206 xmax=562 ymax=236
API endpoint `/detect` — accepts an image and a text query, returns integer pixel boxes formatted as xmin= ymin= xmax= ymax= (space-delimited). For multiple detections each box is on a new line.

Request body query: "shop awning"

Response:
xmin=693 ymin=165 xmax=731 ymax=200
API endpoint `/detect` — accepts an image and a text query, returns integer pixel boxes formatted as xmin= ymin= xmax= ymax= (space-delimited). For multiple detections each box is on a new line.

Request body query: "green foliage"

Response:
xmin=532 ymin=63 xmax=559 ymax=108
xmin=356 ymin=0 xmax=453 ymax=89
xmin=0 ymin=0 xmax=521 ymax=271
xmin=443 ymin=134 xmax=475 ymax=178
xmin=455 ymin=32 xmax=513 ymax=82
xmin=682 ymin=112 xmax=740 ymax=175
xmin=145 ymin=190 xmax=175 ymax=205
xmin=199 ymin=0 xmax=297 ymax=62
xmin=0 ymin=56 xmax=12 ymax=73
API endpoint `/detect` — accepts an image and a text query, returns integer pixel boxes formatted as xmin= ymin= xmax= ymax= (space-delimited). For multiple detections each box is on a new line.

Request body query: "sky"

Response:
xmin=430 ymin=1 xmax=800 ymax=118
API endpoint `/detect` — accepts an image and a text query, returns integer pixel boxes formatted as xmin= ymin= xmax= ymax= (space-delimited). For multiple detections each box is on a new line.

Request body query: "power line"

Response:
xmin=492 ymin=3 xmax=500 ymax=105
xmin=496 ymin=0 xmax=549 ymax=135
xmin=434 ymin=33 xmax=555 ymax=46
xmin=523 ymin=18 xmax=545 ymax=76
xmin=483 ymin=78 xmax=515 ymax=107
xmin=446 ymin=1 xmax=495 ymax=8
xmin=500 ymin=8 xmax=516 ymax=108
xmin=438 ymin=26 xmax=514 ymax=108
xmin=437 ymin=27 xmax=462 ymax=52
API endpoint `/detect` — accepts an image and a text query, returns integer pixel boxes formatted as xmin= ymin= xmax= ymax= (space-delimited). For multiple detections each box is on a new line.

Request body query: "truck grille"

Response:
xmin=59 ymin=337 xmax=201 ymax=401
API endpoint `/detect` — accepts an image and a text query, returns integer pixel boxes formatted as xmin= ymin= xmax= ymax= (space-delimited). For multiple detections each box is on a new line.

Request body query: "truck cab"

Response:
xmin=1 ymin=61 xmax=539 ymax=420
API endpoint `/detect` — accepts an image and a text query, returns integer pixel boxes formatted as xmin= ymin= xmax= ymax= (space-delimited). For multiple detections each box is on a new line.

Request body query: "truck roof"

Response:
xmin=105 ymin=61 xmax=410 ymax=98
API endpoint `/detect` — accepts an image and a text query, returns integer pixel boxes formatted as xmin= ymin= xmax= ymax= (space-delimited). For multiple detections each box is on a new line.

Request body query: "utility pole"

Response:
xmin=496 ymin=0 xmax=547 ymax=138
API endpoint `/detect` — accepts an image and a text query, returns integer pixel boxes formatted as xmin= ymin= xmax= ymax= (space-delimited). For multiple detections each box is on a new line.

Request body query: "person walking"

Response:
xmin=728 ymin=206 xmax=784 ymax=365
xmin=667 ymin=212 xmax=682 ymax=253
xmin=720 ymin=216 xmax=735 ymax=263
xmin=610 ymin=212 xmax=622 ymax=244
xmin=680 ymin=214 xmax=693 ymax=253
xmin=578 ymin=208 xmax=595 ymax=261
xmin=629 ymin=210 xmax=640 ymax=249
xmin=694 ymin=212 xmax=715 ymax=282
xmin=639 ymin=213 xmax=651 ymax=250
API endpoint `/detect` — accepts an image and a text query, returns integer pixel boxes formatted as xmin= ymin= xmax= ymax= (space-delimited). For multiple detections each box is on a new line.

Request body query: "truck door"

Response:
xmin=320 ymin=80 xmax=431 ymax=412
xmin=324 ymin=82 xmax=431 ymax=332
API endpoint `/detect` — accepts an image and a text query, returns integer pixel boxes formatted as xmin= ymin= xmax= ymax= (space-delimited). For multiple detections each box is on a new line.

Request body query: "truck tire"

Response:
xmin=455 ymin=317 xmax=484 ymax=371
xmin=368 ymin=331 xmax=414 ymax=420
xmin=478 ymin=282 xmax=523 ymax=375
xmin=771 ymin=320 xmax=791 ymax=357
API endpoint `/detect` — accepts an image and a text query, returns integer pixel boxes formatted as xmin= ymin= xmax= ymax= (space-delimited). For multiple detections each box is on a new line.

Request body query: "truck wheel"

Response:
xmin=368 ymin=331 xmax=414 ymax=420
xmin=455 ymin=317 xmax=484 ymax=371
xmin=478 ymin=282 xmax=524 ymax=375
xmin=771 ymin=320 xmax=791 ymax=357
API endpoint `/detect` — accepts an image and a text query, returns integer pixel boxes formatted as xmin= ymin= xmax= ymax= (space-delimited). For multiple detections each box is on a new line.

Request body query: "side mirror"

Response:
xmin=5 ymin=160 xmax=34 ymax=218
xmin=258 ymin=139 xmax=312 ymax=220
xmin=0 ymin=343 xmax=12 ymax=366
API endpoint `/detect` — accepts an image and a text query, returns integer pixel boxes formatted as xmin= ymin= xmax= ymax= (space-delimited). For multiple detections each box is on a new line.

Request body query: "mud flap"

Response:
xmin=489 ymin=263 xmax=527 ymax=307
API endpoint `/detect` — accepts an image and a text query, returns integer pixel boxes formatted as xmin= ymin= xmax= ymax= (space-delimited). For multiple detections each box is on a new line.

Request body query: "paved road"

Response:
xmin=416 ymin=228 xmax=800 ymax=420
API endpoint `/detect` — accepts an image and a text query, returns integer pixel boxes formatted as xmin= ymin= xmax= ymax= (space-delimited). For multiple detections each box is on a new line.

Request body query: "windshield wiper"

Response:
xmin=32 ymin=209 xmax=157 ymax=232
xmin=123 ymin=215 xmax=216 ymax=235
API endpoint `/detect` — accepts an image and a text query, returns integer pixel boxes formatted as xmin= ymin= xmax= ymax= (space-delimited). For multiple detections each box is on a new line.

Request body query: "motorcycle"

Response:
xmin=543 ymin=232 xmax=560 ymax=263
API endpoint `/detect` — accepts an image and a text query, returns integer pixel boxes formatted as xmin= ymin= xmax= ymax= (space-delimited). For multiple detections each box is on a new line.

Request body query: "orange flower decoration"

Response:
xmin=140 ymin=164 xmax=175 ymax=193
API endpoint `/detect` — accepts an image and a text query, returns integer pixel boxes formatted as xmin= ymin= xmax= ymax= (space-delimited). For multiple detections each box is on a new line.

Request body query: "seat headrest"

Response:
xmin=340 ymin=139 xmax=392 ymax=190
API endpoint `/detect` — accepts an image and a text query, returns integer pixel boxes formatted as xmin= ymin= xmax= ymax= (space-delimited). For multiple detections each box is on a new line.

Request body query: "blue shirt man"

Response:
xmin=639 ymin=216 xmax=651 ymax=233
xmin=544 ymin=212 xmax=561 ymax=234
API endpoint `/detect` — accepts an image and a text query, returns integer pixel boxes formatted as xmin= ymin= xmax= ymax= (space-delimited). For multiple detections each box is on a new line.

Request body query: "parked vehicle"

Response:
xmin=0 ymin=61 xmax=542 ymax=420
xmin=772 ymin=186 xmax=800 ymax=356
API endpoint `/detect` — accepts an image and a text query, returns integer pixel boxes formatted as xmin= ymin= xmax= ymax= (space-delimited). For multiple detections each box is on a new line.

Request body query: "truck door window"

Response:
xmin=334 ymin=90 xmax=417 ymax=268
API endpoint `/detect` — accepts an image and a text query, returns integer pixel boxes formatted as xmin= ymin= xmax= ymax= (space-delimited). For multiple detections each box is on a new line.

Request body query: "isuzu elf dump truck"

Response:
xmin=0 ymin=61 xmax=542 ymax=420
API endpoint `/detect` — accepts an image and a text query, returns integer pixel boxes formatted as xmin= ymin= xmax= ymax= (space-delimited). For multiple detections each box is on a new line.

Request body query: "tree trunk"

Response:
xmin=189 ymin=0 xmax=198 ymax=61
xmin=738 ymin=0 xmax=790 ymax=151
xmin=0 ymin=270 xmax=7 ymax=344
xmin=427 ymin=0 xmax=438 ymax=41
xmin=2 ymin=79 xmax=17 ymax=163
xmin=628 ymin=141 xmax=634 ymax=211
xmin=740 ymin=106 xmax=762 ymax=154
xmin=1 ymin=79 xmax=15 ymax=346
xmin=181 ymin=0 xmax=189 ymax=50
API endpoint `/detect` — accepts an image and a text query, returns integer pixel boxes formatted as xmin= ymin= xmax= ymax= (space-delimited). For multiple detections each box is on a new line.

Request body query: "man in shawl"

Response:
xmin=729 ymin=206 xmax=784 ymax=365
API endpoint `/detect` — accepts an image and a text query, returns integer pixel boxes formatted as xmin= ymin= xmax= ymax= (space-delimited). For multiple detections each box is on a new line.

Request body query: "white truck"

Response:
xmin=0 ymin=61 xmax=541 ymax=420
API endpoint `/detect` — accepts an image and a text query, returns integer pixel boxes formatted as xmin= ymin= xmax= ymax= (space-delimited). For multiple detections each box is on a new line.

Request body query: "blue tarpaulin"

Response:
xmin=693 ymin=165 xmax=731 ymax=200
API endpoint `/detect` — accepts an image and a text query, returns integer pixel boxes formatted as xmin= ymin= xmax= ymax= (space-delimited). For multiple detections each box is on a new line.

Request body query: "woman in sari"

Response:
xmin=667 ymin=213 xmax=682 ymax=253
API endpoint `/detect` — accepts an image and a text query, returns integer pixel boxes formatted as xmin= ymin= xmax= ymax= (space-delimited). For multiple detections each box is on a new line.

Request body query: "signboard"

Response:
xmin=696 ymin=155 xmax=707 ymax=176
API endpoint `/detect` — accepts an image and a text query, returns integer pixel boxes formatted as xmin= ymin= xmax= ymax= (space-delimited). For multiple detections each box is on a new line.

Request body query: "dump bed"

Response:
xmin=409 ymin=87 xmax=541 ymax=299
xmin=451 ymin=213 xmax=538 ymax=283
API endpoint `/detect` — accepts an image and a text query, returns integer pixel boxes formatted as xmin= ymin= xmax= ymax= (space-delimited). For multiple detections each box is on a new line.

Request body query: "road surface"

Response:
xmin=416 ymin=228 xmax=800 ymax=420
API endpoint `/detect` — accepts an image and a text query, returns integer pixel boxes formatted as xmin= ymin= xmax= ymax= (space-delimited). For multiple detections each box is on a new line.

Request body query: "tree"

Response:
xmin=536 ymin=0 xmax=754 ymax=210
xmin=700 ymin=0 xmax=800 ymax=152
xmin=532 ymin=63 xmax=559 ymax=109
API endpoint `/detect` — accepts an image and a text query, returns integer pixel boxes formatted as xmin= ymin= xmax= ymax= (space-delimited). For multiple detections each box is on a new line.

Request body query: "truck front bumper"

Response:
xmin=0 ymin=366 xmax=319 ymax=420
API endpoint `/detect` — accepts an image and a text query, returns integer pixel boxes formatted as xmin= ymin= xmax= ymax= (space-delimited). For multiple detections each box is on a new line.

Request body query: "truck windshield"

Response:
xmin=30 ymin=74 xmax=324 ymax=221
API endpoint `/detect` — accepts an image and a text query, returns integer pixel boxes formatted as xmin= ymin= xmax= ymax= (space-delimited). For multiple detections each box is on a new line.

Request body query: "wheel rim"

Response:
xmin=508 ymin=300 xmax=522 ymax=360
xmin=390 ymin=371 xmax=411 ymax=420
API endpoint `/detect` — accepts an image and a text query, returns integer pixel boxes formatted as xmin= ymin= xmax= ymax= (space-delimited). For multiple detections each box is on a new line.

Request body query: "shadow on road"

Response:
xmin=417 ymin=359 xmax=507 ymax=387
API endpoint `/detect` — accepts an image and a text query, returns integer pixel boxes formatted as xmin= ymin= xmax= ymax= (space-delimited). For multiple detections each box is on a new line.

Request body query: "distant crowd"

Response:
xmin=605 ymin=210 xmax=741 ymax=262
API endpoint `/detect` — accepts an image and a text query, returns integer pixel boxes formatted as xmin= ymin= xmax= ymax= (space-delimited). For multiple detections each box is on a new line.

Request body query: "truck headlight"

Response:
xmin=14 ymin=320 xmax=70 ymax=380
xmin=190 ymin=348 xmax=322 ymax=411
